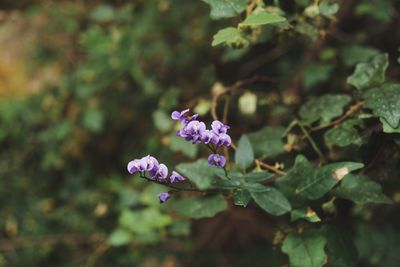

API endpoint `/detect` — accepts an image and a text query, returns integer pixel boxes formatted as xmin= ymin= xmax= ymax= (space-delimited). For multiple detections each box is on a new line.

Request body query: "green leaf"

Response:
xmin=235 ymin=134 xmax=254 ymax=169
xmin=250 ymin=185 xmax=291 ymax=216
xmin=176 ymin=159 xmax=219 ymax=189
xmin=169 ymin=133 xmax=198 ymax=158
xmin=324 ymin=119 xmax=364 ymax=147
xmin=282 ymin=231 xmax=327 ymax=267
xmin=247 ymin=126 xmax=285 ymax=158
xmin=322 ymin=225 xmax=358 ymax=267
xmin=153 ymin=110 xmax=173 ymax=133
xmin=243 ymin=182 xmax=270 ymax=192
xmin=90 ymin=5 xmax=114 ymax=22
xmin=82 ymin=107 xmax=104 ymax=132
xmin=233 ymin=189 xmax=251 ymax=207
xmin=347 ymin=53 xmax=388 ymax=91
xmin=339 ymin=45 xmax=380 ymax=67
xmin=276 ymin=155 xmax=310 ymax=203
xmin=301 ymin=63 xmax=333 ymax=90
xmin=318 ymin=3 xmax=339 ymax=17
xmin=239 ymin=11 xmax=286 ymax=27
xmin=398 ymin=48 xmax=400 ymax=64
xmin=242 ymin=171 xmax=274 ymax=182
xmin=291 ymin=208 xmax=321 ymax=223
xmin=108 ymin=228 xmax=132 ymax=247
xmin=212 ymin=27 xmax=248 ymax=47
xmin=119 ymin=209 xmax=171 ymax=233
xmin=381 ymin=118 xmax=400 ymax=133
xmin=169 ymin=220 xmax=190 ymax=237
xmin=296 ymin=162 xmax=364 ymax=200
xmin=299 ymin=94 xmax=351 ymax=125
xmin=332 ymin=174 xmax=392 ymax=205
xmin=363 ymin=83 xmax=400 ymax=128
xmin=167 ymin=195 xmax=228 ymax=219
xmin=277 ymin=155 xmax=364 ymax=201
xmin=203 ymin=0 xmax=248 ymax=19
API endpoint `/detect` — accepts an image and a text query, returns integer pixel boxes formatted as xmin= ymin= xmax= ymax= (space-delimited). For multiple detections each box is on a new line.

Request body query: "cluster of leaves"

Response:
xmin=0 ymin=0 xmax=399 ymax=266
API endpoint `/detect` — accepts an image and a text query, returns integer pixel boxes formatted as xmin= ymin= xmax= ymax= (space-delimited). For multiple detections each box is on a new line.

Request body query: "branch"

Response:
xmin=308 ymin=101 xmax=365 ymax=133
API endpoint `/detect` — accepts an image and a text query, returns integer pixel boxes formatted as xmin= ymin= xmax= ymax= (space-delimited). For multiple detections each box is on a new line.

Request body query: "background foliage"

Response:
xmin=0 ymin=0 xmax=400 ymax=266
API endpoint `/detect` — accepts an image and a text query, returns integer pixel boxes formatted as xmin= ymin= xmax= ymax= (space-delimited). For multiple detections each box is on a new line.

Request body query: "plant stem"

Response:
xmin=296 ymin=120 xmax=325 ymax=163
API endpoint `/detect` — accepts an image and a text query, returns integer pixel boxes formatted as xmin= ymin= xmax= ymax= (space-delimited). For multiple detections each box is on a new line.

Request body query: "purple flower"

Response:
xmin=140 ymin=155 xmax=159 ymax=171
xmin=211 ymin=120 xmax=230 ymax=134
xmin=217 ymin=133 xmax=232 ymax=147
xmin=185 ymin=120 xmax=206 ymax=135
xmin=208 ymin=154 xmax=226 ymax=168
xmin=170 ymin=171 xmax=185 ymax=183
xmin=171 ymin=109 xmax=190 ymax=121
xmin=178 ymin=120 xmax=206 ymax=143
xmin=200 ymin=130 xmax=219 ymax=144
xmin=149 ymin=163 xmax=169 ymax=180
xmin=127 ymin=159 xmax=142 ymax=174
xmin=158 ymin=192 xmax=171 ymax=203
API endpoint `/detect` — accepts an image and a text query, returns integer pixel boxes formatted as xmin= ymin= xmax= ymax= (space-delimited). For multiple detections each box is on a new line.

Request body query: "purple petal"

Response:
xmin=171 ymin=111 xmax=181 ymax=120
xmin=158 ymin=192 xmax=171 ymax=203
xmin=170 ymin=171 xmax=185 ymax=183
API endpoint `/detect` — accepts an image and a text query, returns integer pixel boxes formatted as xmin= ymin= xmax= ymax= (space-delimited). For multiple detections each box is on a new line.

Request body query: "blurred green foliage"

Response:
xmin=0 ymin=0 xmax=399 ymax=266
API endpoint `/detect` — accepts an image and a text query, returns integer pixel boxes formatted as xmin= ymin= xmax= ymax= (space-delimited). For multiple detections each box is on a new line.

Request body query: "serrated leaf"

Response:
xmin=324 ymin=119 xmax=364 ymax=147
xmin=239 ymin=11 xmax=286 ymax=27
xmin=363 ymin=83 xmax=400 ymax=128
xmin=235 ymin=134 xmax=254 ymax=169
xmin=322 ymin=225 xmax=358 ymax=267
xmin=203 ymin=0 xmax=248 ymax=19
xmin=250 ymin=185 xmax=291 ymax=216
xmin=212 ymin=27 xmax=247 ymax=47
xmin=176 ymin=159 xmax=219 ymax=189
xmin=291 ymin=208 xmax=321 ymax=223
xmin=332 ymin=174 xmax=392 ymax=205
xmin=296 ymin=162 xmax=364 ymax=200
xmin=299 ymin=94 xmax=351 ymax=125
xmin=233 ymin=189 xmax=251 ymax=207
xmin=282 ymin=231 xmax=327 ymax=267
xmin=347 ymin=53 xmax=388 ymax=91
xmin=247 ymin=126 xmax=285 ymax=158
xmin=167 ymin=195 xmax=227 ymax=219
xmin=381 ymin=118 xmax=400 ymax=133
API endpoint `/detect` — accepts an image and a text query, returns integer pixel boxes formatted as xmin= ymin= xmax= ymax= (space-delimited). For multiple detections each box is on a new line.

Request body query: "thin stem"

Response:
xmin=255 ymin=159 xmax=287 ymax=176
xmin=139 ymin=175 xmax=202 ymax=192
xmin=139 ymin=175 xmax=226 ymax=194
xmin=222 ymin=166 xmax=231 ymax=180
xmin=308 ymin=101 xmax=364 ymax=133
xmin=296 ymin=120 xmax=325 ymax=163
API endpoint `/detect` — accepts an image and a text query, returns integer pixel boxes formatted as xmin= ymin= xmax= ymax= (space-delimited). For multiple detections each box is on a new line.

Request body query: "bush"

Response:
xmin=0 ymin=0 xmax=399 ymax=266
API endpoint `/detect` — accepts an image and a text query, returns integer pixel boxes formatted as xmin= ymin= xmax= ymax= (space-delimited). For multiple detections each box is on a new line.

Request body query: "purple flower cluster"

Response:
xmin=127 ymin=155 xmax=185 ymax=203
xmin=172 ymin=109 xmax=231 ymax=168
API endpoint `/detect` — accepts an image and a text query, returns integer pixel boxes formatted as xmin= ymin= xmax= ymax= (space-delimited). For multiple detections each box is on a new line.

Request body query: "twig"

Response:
xmin=139 ymin=175 xmax=203 ymax=192
xmin=308 ymin=101 xmax=365 ymax=133
xmin=297 ymin=120 xmax=325 ymax=163
xmin=255 ymin=159 xmax=287 ymax=176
